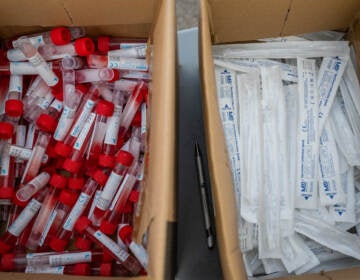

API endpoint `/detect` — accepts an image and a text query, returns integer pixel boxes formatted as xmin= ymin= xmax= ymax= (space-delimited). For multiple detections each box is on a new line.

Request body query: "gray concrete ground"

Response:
xmin=176 ymin=0 xmax=198 ymax=30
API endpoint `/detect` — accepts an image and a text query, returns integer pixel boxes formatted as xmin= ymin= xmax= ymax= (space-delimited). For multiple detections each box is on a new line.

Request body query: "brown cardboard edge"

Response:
xmin=136 ymin=0 xmax=177 ymax=279
xmin=199 ymin=0 xmax=247 ymax=279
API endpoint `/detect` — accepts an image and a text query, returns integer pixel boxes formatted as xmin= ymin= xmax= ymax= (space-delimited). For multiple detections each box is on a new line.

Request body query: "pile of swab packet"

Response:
xmin=213 ymin=31 xmax=360 ymax=278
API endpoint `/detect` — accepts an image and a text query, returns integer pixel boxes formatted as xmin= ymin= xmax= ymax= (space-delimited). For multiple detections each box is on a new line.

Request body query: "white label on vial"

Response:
xmin=9 ymin=145 xmax=48 ymax=163
xmin=122 ymin=71 xmax=151 ymax=80
xmin=50 ymin=99 xmax=63 ymax=112
xmin=53 ymin=106 xmax=76 ymax=141
xmin=29 ymin=35 xmax=45 ymax=47
xmin=141 ymin=103 xmax=146 ymax=134
xmin=107 ymin=57 xmax=148 ymax=71
xmin=49 ymin=251 xmax=92 ymax=266
xmin=8 ymin=199 xmax=41 ymax=237
xmin=25 ymin=265 xmax=65 ymax=274
xmin=63 ymin=192 xmax=91 ymax=231
xmin=295 ymin=58 xmax=319 ymax=209
xmin=29 ymin=53 xmax=59 ymax=86
xmin=93 ymin=230 xmax=130 ymax=262
xmin=70 ymin=99 xmax=96 ymax=137
xmin=16 ymin=125 xmax=26 ymax=147
xmin=88 ymin=190 xmax=102 ymax=218
xmin=73 ymin=113 xmax=96 ymax=151
xmin=109 ymin=174 xmax=136 ymax=211
xmin=96 ymin=172 xmax=123 ymax=210
xmin=9 ymin=75 xmax=23 ymax=93
xmin=39 ymin=209 xmax=57 ymax=246
xmin=120 ymin=43 xmax=147 ymax=49
xmin=9 ymin=62 xmax=42 ymax=75
xmin=104 ymin=105 xmax=122 ymax=145
xmin=129 ymin=242 xmax=148 ymax=269
xmin=25 ymin=124 xmax=36 ymax=149
xmin=0 ymin=145 xmax=10 ymax=176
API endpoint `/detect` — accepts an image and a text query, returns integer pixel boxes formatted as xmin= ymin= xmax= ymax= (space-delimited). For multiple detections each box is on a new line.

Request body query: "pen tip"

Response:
xmin=207 ymin=235 xmax=214 ymax=249
xmin=194 ymin=140 xmax=200 ymax=156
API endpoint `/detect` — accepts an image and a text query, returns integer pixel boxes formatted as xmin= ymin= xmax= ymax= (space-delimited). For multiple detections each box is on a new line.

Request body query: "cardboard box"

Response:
xmin=0 ymin=0 xmax=176 ymax=279
xmin=199 ymin=0 xmax=360 ymax=279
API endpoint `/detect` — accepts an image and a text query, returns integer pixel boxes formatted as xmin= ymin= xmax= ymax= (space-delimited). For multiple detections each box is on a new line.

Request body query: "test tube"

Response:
xmin=21 ymin=263 xmax=90 ymax=276
xmin=23 ymin=89 xmax=54 ymax=123
xmin=35 ymin=97 xmax=63 ymax=134
xmin=100 ymin=161 xmax=140 ymax=235
xmin=61 ymin=56 xmax=84 ymax=70
xmin=97 ymin=36 xmax=146 ymax=52
xmin=26 ymin=173 xmax=68 ymax=250
xmin=90 ymin=151 xmax=134 ymax=226
xmin=86 ymin=54 xmax=148 ymax=71
xmin=87 ymin=100 xmax=114 ymax=161
xmin=55 ymin=84 xmax=100 ymax=155
xmin=0 ymin=61 xmax=58 ymax=75
xmin=21 ymin=132 xmax=51 ymax=184
xmin=108 ymin=45 xmax=147 ymax=59
xmin=5 ymin=75 xmax=23 ymax=119
xmin=118 ymin=81 xmax=147 ymax=139
xmin=38 ymin=37 xmax=95 ymax=60
xmin=75 ymin=216 xmax=142 ymax=275
xmin=0 ymin=188 xmax=48 ymax=254
xmin=53 ymin=69 xmax=87 ymax=141
xmin=49 ymin=170 xmax=108 ymax=252
xmin=13 ymin=171 xmax=50 ymax=207
xmin=75 ymin=68 xmax=119 ymax=83
xmin=13 ymin=36 xmax=59 ymax=86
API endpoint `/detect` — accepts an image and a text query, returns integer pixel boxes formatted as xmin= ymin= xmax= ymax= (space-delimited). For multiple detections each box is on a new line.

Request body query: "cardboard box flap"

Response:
xmin=207 ymin=0 xmax=360 ymax=44
xmin=0 ymin=0 xmax=156 ymax=27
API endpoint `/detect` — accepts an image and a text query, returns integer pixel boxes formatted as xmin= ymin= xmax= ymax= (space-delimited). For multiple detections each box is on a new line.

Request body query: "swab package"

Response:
xmin=214 ymin=32 xmax=360 ymax=278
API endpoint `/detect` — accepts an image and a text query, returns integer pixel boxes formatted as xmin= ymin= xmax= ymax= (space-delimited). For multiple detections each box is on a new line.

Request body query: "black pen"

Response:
xmin=194 ymin=141 xmax=215 ymax=249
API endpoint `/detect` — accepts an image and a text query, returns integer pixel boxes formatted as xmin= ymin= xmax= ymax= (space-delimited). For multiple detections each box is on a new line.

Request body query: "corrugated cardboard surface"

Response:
xmin=0 ymin=0 xmax=176 ymax=279
xmin=199 ymin=0 xmax=360 ymax=279
xmin=206 ymin=0 xmax=360 ymax=44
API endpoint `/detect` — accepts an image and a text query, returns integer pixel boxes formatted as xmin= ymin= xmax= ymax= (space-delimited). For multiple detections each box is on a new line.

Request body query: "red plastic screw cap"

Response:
xmin=50 ymin=173 xmax=67 ymax=189
xmin=0 ymin=122 xmax=13 ymax=139
xmin=68 ymin=176 xmax=85 ymax=190
xmin=96 ymin=100 xmax=115 ymax=116
xmin=92 ymin=169 xmax=109 ymax=186
xmin=50 ymin=27 xmax=71 ymax=45
xmin=59 ymin=190 xmax=78 ymax=206
xmin=119 ymin=224 xmax=133 ymax=242
xmin=36 ymin=114 xmax=57 ymax=133
xmin=73 ymin=263 xmax=91 ymax=276
xmin=54 ymin=142 xmax=72 ymax=157
xmin=75 ymin=236 xmax=92 ymax=250
xmin=99 ymin=263 xmax=112 ymax=276
xmin=131 ymin=111 xmax=142 ymax=127
xmin=116 ymin=150 xmax=134 ymax=167
xmin=97 ymin=36 xmax=110 ymax=53
xmin=75 ymin=216 xmax=91 ymax=234
xmin=49 ymin=236 xmax=68 ymax=252
xmin=0 ymin=187 xmax=14 ymax=199
xmin=0 ymin=253 xmax=14 ymax=271
xmin=5 ymin=99 xmax=23 ymax=117
xmin=74 ymin=37 xmax=95 ymax=56
xmin=75 ymin=83 xmax=89 ymax=95
xmin=99 ymin=154 xmax=115 ymax=168
xmin=63 ymin=158 xmax=82 ymax=174
xmin=100 ymin=220 xmax=117 ymax=235
xmin=108 ymin=69 xmax=120 ymax=82
xmin=0 ymin=241 xmax=12 ymax=255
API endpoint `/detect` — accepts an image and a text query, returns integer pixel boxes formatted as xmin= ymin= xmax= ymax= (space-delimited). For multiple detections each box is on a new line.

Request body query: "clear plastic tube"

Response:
xmin=108 ymin=45 xmax=147 ymax=59
xmin=13 ymin=36 xmax=59 ymax=86
xmin=75 ymin=216 xmax=142 ymax=275
xmin=75 ymin=68 xmax=119 ymax=83
xmin=97 ymin=36 xmax=146 ymax=52
xmin=5 ymin=75 xmax=23 ymax=119
xmin=87 ymin=54 xmax=148 ymax=71
xmin=61 ymin=56 xmax=84 ymax=70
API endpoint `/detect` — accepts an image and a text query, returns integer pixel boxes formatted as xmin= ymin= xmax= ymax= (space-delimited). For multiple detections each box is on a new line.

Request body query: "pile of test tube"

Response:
xmin=213 ymin=31 xmax=360 ymax=278
xmin=0 ymin=26 xmax=149 ymax=276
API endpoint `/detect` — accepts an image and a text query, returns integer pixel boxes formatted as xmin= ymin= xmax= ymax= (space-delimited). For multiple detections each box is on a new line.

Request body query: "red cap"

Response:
xmin=100 ymin=263 xmax=112 ymax=276
xmin=100 ymin=220 xmax=117 ymax=235
xmin=96 ymin=100 xmax=114 ymax=116
xmin=0 ymin=122 xmax=13 ymax=139
xmin=131 ymin=111 xmax=141 ymax=127
xmin=0 ymin=187 xmax=14 ymax=199
xmin=54 ymin=142 xmax=72 ymax=157
xmin=5 ymin=99 xmax=23 ymax=117
xmin=75 ymin=236 xmax=92 ymax=250
xmin=0 ymin=241 xmax=11 ymax=255
xmin=97 ymin=36 xmax=110 ymax=53
xmin=50 ymin=173 xmax=67 ymax=189
xmin=108 ymin=69 xmax=120 ymax=82
xmin=119 ymin=224 xmax=133 ymax=242
xmin=36 ymin=114 xmax=57 ymax=133
xmin=75 ymin=216 xmax=91 ymax=234
xmin=73 ymin=263 xmax=90 ymax=276
xmin=63 ymin=158 xmax=82 ymax=174
xmin=99 ymin=154 xmax=115 ymax=168
xmin=74 ymin=37 xmax=95 ymax=56
xmin=102 ymin=251 xmax=114 ymax=262
xmin=129 ymin=190 xmax=140 ymax=203
xmin=49 ymin=236 xmax=68 ymax=252
xmin=50 ymin=27 xmax=71 ymax=45
xmin=0 ymin=253 xmax=14 ymax=271
xmin=12 ymin=194 xmax=28 ymax=207
xmin=116 ymin=150 xmax=134 ymax=167
xmin=92 ymin=169 xmax=108 ymax=186
xmin=123 ymin=201 xmax=133 ymax=213
xmin=68 ymin=176 xmax=85 ymax=190
xmin=59 ymin=190 xmax=78 ymax=206
xmin=75 ymin=83 xmax=89 ymax=95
